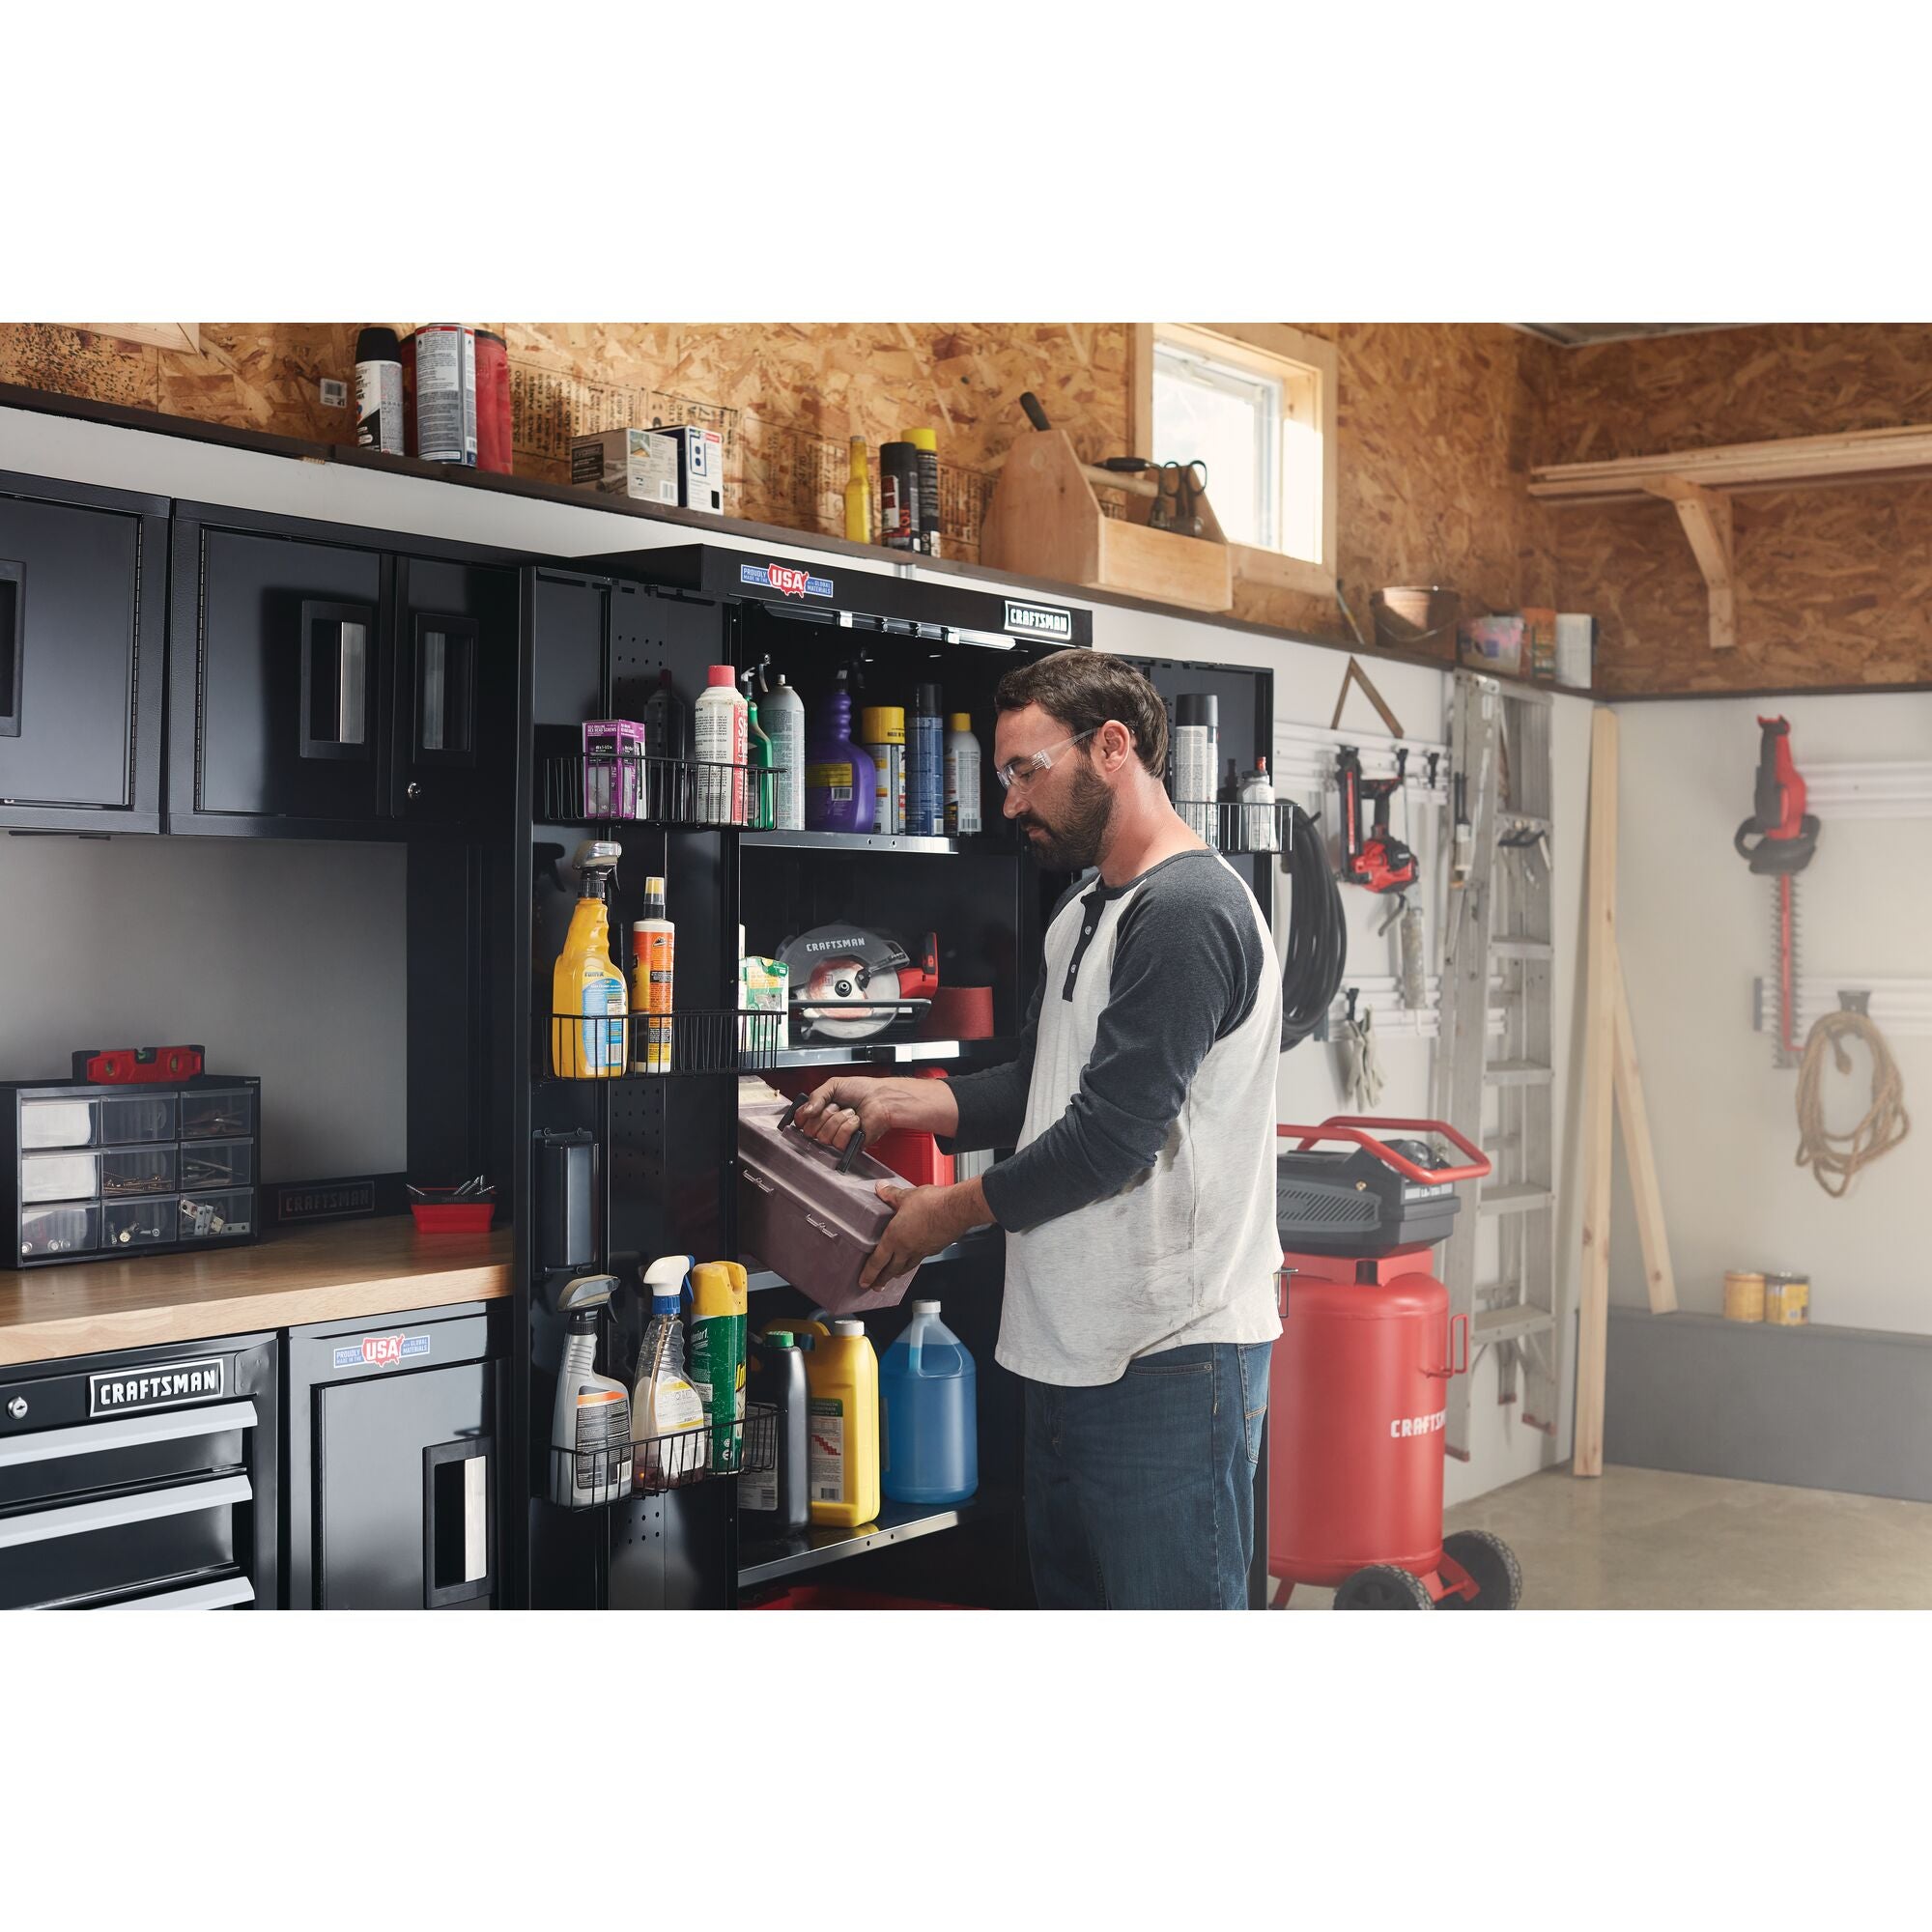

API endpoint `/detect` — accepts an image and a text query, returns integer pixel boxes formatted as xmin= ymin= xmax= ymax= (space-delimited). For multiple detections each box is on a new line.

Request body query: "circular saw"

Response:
xmin=778 ymin=924 xmax=939 ymax=1042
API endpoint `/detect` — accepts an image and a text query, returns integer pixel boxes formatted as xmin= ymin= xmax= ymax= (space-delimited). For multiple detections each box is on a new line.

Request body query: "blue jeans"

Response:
xmin=1023 ymin=1342 xmax=1270 ymax=1609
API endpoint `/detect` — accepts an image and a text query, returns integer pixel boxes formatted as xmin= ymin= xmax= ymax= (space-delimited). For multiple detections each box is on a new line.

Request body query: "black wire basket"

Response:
xmin=1172 ymin=799 xmax=1295 ymax=856
xmin=544 ymin=1009 xmax=782 ymax=1078
xmin=544 ymin=752 xmax=774 ymax=829
xmin=547 ymin=1402 xmax=779 ymax=1509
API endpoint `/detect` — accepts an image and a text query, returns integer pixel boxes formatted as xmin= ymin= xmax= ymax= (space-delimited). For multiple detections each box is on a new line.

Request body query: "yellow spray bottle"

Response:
xmin=690 ymin=1261 xmax=749 ymax=1473
xmin=551 ymin=839 xmax=627 ymax=1079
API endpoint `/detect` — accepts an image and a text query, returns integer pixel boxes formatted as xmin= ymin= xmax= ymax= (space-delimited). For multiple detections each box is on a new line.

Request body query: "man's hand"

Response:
xmin=861 ymin=1178 xmax=992 ymax=1289
xmin=790 ymin=1075 xmax=959 ymax=1155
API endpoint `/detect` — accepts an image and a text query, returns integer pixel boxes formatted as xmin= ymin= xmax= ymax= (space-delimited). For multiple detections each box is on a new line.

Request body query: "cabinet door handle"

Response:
xmin=0 ymin=556 xmax=23 ymax=739
xmin=423 ymin=1435 xmax=495 ymax=1606
xmin=412 ymin=610 xmax=479 ymax=768
xmin=298 ymin=599 xmax=375 ymax=761
xmin=93 ymin=1575 xmax=256 ymax=1612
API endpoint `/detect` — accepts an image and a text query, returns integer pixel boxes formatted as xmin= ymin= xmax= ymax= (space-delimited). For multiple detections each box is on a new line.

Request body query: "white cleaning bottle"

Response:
xmin=946 ymin=712 xmax=982 ymax=835
xmin=761 ymin=669 xmax=806 ymax=830
xmin=551 ymin=1274 xmax=630 ymax=1506
xmin=633 ymin=1253 xmax=707 ymax=1488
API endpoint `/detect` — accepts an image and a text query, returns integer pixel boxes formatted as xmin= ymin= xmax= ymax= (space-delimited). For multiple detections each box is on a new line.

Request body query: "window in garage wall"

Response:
xmin=1131 ymin=323 xmax=1338 ymax=597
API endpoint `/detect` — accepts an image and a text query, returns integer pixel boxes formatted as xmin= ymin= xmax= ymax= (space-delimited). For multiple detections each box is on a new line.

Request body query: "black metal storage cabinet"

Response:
xmin=167 ymin=502 xmax=521 ymax=838
xmin=0 ymin=469 xmax=170 ymax=834
xmin=513 ymin=543 xmax=1091 ymax=1609
xmin=0 ymin=1331 xmax=278 ymax=1609
xmin=282 ymin=1298 xmax=508 ymax=1609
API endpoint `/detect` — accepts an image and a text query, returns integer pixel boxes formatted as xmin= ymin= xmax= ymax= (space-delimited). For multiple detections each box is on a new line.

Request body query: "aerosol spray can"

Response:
xmin=354 ymin=327 xmax=405 ymax=455
xmin=911 ymin=683 xmax=946 ymax=836
xmin=880 ymin=440 xmax=919 ymax=551
xmin=410 ymin=324 xmax=478 ymax=467
xmin=904 ymin=427 xmax=941 ymax=557
xmin=860 ymin=705 xmax=906 ymax=835
xmin=1173 ymin=695 xmax=1219 ymax=848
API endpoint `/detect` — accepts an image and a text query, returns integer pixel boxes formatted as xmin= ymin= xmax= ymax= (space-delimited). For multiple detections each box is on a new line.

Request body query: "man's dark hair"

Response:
xmin=994 ymin=650 xmax=1168 ymax=778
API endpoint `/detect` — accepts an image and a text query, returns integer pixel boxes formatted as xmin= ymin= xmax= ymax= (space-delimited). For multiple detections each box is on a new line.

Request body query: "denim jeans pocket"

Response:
xmin=1236 ymin=1341 xmax=1271 ymax=1470
xmin=1126 ymin=1342 xmax=1215 ymax=1378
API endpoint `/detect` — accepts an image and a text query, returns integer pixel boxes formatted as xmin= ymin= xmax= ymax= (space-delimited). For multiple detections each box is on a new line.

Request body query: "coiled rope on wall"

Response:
xmin=1795 ymin=1009 xmax=1911 ymax=1198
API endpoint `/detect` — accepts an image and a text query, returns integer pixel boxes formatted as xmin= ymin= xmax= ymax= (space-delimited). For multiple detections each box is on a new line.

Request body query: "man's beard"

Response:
xmin=1015 ymin=760 xmax=1115 ymax=872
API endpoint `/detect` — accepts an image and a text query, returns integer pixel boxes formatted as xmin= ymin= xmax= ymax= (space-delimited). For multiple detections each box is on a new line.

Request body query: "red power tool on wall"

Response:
xmin=1734 ymin=716 xmax=1820 ymax=1067
xmin=1336 ymin=746 xmax=1417 ymax=895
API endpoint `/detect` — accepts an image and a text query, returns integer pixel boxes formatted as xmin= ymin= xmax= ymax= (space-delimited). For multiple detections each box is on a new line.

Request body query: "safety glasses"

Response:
xmin=993 ymin=726 xmax=1098 ymax=792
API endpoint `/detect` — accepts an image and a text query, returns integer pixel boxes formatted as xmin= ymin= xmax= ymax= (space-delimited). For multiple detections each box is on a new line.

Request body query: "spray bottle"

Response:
xmin=551 ymin=840 xmax=627 ymax=1079
xmin=633 ymin=1254 xmax=707 ymax=1487
xmin=689 ymin=1260 xmax=749 ymax=1474
xmin=739 ymin=668 xmax=776 ymax=831
xmin=550 ymin=1274 xmax=631 ymax=1506
xmin=761 ymin=666 xmax=806 ymax=831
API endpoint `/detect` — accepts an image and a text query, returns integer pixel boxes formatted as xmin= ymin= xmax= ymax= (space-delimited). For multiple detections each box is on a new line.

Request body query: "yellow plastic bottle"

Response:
xmin=804 ymin=1318 xmax=880 ymax=1527
xmin=844 ymin=437 xmax=873 ymax=545
xmin=551 ymin=840 xmax=627 ymax=1079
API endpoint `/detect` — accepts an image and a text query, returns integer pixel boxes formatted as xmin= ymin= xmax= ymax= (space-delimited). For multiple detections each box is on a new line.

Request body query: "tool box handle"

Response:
xmin=1423 ymin=1312 xmax=1470 ymax=1379
xmin=1274 ymin=1115 xmax=1491 ymax=1184
xmin=778 ymin=1094 xmax=867 ymax=1174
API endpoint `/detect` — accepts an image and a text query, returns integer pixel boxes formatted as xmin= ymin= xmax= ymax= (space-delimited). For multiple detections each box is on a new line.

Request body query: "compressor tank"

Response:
xmin=1269 ymin=1251 xmax=1455 ymax=1588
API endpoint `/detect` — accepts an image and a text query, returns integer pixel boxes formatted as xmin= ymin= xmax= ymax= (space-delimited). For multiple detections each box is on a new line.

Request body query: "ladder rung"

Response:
xmin=1473 ymin=1305 xmax=1555 ymax=1344
xmin=1480 ymin=1183 xmax=1552 ymax=1215
xmin=1497 ymin=813 xmax=1552 ymax=836
xmin=1486 ymin=1060 xmax=1553 ymax=1086
xmin=1491 ymin=939 xmax=1553 ymax=959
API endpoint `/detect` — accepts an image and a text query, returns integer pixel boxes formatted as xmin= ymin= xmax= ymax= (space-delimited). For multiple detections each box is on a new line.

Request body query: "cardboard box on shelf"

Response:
xmin=570 ymin=428 xmax=680 ymax=504
xmin=1521 ymin=606 xmax=1558 ymax=681
xmin=1457 ymin=613 xmax=1525 ymax=675
xmin=651 ymin=424 xmax=725 ymax=513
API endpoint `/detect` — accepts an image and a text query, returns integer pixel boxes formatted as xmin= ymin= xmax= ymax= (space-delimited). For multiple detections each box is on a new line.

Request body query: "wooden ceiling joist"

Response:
xmin=1531 ymin=422 xmax=1932 ymax=650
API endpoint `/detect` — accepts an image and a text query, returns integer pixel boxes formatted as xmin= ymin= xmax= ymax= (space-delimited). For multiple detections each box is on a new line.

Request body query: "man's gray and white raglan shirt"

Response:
xmin=944 ymin=848 xmax=1284 ymax=1385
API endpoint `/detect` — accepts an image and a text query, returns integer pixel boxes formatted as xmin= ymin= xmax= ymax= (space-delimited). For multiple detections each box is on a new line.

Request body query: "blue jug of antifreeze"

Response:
xmin=880 ymin=1299 xmax=978 ymax=1505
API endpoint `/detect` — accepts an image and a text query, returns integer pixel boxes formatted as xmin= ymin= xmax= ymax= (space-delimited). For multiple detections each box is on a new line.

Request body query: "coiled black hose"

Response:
xmin=1278 ymin=799 xmax=1347 ymax=1052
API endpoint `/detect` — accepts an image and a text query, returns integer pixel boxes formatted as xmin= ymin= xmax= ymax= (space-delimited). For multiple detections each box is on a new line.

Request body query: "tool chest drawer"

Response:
xmin=0 ymin=1332 xmax=278 ymax=1609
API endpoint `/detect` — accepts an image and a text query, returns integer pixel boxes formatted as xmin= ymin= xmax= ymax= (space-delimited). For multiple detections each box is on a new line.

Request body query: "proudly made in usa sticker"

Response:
xmin=741 ymin=561 xmax=833 ymax=600
xmin=334 ymin=1332 xmax=434 ymax=1371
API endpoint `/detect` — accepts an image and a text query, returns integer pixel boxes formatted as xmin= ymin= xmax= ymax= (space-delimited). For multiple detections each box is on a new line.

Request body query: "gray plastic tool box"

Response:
xmin=737 ymin=1096 xmax=921 ymax=1316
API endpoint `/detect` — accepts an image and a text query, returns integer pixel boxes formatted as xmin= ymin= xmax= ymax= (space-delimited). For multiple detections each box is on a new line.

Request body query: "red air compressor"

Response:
xmin=1269 ymin=1116 xmax=1521 ymax=1609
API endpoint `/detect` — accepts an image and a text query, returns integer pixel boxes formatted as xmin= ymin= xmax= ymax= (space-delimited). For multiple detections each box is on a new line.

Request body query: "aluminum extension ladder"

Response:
xmin=1432 ymin=671 xmax=1564 ymax=1460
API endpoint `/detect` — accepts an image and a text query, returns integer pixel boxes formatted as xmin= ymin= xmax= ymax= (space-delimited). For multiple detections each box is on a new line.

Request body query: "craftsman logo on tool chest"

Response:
xmin=741 ymin=561 xmax=833 ymax=600
xmin=1004 ymin=599 xmax=1074 ymax=640
xmin=1390 ymin=1410 xmax=1447 ymax=1439
xmin=334 ymin=1332 xmax=434 ymax=1371
xmin=89 ymin=1358 xmax=226 ymax=1417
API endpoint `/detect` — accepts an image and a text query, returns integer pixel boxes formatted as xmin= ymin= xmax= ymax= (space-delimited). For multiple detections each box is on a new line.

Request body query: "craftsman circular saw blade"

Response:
xmin=779 ymin=923 xmax=913 ymax=1041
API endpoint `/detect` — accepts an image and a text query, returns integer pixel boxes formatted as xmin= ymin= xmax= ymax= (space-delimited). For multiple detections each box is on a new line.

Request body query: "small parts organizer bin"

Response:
xmin=2 ymin=1075 xmax=262 ymax=1267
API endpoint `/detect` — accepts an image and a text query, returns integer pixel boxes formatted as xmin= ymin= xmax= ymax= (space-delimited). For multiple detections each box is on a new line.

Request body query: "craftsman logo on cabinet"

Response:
xmin=741 ymin=561 xmax=833 ymax=601
xmin=334 ymin=1332 xmax=433 ymax=1372
xmin=1004 ymin=600 xmax=1073 ymax=641
xmin=90 ymin=1359 xmax=226 ymax=1417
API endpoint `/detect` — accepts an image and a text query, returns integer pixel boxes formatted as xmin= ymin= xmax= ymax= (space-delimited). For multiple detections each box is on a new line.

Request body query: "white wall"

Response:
xmin=0 ymin=402 xmax=1596 ymax=1499
xmin=1607 ymin=693 xmax=1932 ymax=1333
xmin=0 ymin=837 xmax=408 ymax=1181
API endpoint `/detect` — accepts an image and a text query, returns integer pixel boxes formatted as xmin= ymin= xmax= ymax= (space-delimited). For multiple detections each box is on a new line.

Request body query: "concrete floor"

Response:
xmin=1279 ymin=1463 xmax=1932 ymax=1608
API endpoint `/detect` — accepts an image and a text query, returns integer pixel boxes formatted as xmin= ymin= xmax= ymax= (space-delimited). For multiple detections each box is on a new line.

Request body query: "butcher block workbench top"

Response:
xmin=0 ymin=1218 xmax=513 ymax=1368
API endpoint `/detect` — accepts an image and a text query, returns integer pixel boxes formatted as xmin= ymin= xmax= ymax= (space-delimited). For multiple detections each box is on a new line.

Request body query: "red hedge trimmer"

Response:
xmin=1735 ymin=716 xmax=1820 ymax=1068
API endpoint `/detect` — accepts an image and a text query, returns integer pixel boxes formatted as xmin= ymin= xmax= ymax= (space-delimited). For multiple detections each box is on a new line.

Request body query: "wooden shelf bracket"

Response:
xmin=1639 ymin=473 xmax=1736 ymax=651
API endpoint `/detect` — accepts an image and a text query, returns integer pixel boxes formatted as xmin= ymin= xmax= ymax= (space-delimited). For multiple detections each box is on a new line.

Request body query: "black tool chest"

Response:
xmin=0 ymin=1331 xmax=278 ymax=1610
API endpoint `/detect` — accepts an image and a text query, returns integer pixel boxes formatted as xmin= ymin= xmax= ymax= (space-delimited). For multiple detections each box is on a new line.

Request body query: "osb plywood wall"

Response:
xmin=1237 ymin=323 xmax=1560 ymax=650
xmin=6 ymin=319 xmax=1929 ymax=691
xmin=1534 ymin=324 xmax=1932 ymax=693
xmin=0 ymin=322 xmax=1128 ymax=565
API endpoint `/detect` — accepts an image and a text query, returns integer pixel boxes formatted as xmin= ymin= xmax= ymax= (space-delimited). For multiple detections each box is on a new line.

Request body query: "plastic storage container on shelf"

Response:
xmin=880 ymin=1300 xmax=978 ymax=1505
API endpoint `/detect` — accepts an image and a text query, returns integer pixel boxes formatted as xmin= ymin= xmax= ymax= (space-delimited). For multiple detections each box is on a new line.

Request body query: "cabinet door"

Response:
xmin=174 ymin=523 xmax=391 ymax=832
xmin=0 ymin=477 xmax=166 ymax=831
xmin=316 ymin=1362 xmax=495 ymax=1609
xmin=391 ymin=556 xmax=519 ymax=828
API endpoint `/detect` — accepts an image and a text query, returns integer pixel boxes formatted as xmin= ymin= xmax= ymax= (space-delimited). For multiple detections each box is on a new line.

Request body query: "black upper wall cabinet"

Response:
xmin=0 ymin=470 xmax=169 ymax=834
xmin=168 ymin=502 xmax=521 ymax=839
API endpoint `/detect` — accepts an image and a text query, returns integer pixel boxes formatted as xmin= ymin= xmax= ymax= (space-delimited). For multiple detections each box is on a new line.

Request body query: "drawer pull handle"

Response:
xmin=0 ymin=1400 xmax=257 ymax=1470
xmin=0 ymin=1472 xmax=251 ymax=1551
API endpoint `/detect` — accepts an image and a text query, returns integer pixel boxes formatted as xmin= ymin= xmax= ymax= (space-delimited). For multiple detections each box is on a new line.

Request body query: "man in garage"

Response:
xmin=791 ymin=650 xmax=1283 ymax=1609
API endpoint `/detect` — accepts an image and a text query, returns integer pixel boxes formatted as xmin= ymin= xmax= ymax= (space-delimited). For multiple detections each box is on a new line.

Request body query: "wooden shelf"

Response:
xmin=0 ymin=1217 xmax=513 ymax=1368
xmin=1531 ymin=424 xmax=1932 ymax=655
